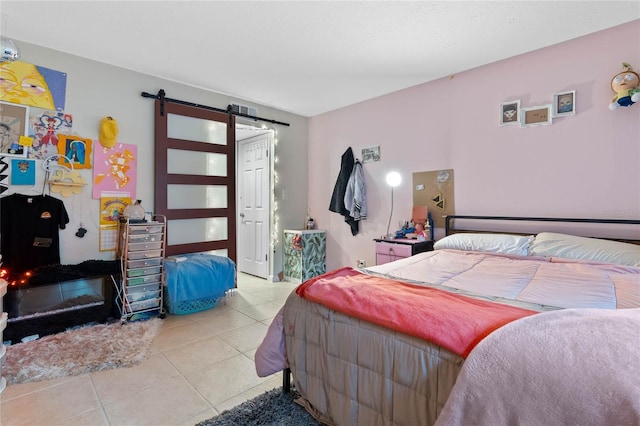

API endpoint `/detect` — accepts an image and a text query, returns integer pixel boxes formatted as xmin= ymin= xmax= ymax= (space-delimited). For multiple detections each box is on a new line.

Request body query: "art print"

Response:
xmin=0 ymin=60 xmax=67 ymax=110
xmin=521 ymin=105 xmax=553 ymax=127
xmin=499 ymin=100 xmax=520 ymax=126
xmin=93 ymin=142 xmax=137 ymax=199
xmin=0 ymin=101 xmax=29 ymax=157
xmin=553 ymin=90 xmax=576 ymax=117
xmin=29 ymin=110 xmax=73 ymax=159
xmin=10 ymin=158 xmax=36 ymax=185
xmin=57 ymin=134 xmax=92 ymax=169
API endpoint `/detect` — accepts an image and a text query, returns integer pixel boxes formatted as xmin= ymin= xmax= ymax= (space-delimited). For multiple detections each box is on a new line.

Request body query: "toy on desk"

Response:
xmin=609 ymin=62 xmax=640 ymax=110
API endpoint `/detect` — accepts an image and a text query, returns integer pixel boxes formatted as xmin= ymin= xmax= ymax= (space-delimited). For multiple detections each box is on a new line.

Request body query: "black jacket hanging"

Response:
xmin=329 ymin=147 xmax=359 ymax=235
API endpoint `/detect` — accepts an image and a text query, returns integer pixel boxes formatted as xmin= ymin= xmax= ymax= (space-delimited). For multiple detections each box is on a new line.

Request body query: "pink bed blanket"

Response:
xmin=295 ymin=266 xmax=536 ymax=358
xmin=435 ymin=308 xmax=640 ymax=425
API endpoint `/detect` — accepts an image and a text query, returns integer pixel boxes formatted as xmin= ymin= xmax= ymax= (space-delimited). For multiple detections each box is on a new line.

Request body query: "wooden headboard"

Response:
xmin=444 ymin=215 xmax=640 ymax=244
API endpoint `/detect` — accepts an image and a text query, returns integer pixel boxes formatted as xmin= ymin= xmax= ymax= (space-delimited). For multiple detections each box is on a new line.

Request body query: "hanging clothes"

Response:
xmin=329 ymin=147 xmax=359 ymax=235
xmin=344 ymin=159 xmax=367 ymax=222
xmin=0 ymin=193 xmax=69 ymax=273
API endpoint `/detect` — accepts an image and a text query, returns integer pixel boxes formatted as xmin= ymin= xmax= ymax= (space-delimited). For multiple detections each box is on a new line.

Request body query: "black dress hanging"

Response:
xmin=329 ymin=147 xmax=359 ymax=235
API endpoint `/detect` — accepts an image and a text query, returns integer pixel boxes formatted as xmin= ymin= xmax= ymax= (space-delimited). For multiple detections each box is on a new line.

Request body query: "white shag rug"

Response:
xmin=3 ymin=318 xmax=162 ymax=385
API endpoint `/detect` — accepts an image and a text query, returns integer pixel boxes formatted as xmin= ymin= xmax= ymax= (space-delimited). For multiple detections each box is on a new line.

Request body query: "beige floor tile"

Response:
xmin=60 ymin=407 xmax=110 ymax=426
xmin=163 ymin=335 xmax=240 ymax=375
xmin=91 ymin=353 xmax=181 ymax=405
xmin=102 ymin=374 xmax=210 ymax=426
xmin=0 ymin=375 xmax=77 ymax=401
xmin=195 ymin=310 xmax=257 ymax=335
xmin=222 ymin=292 xmax=270 ymax=309
xmin=214 ymin=375 xmax=283 ymax=413
xmin=0 ymin=376 xmax=99 ymax=426
xmin=152 ymin=319 xmax=218 ymax=351
xmin=235 ymin=300 xmax=285 ymax=322
xmin=185 ymin=354 xmax=269 ymax=407
xmin=174 ymin=407 xmax=218 ymax=426
xmin=216 ymin=321 xmax=269 ymax=352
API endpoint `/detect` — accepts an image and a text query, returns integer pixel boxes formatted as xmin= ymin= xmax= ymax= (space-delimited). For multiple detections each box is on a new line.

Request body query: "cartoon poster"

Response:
xmin=93 ymin=142 xmax=137 ymax=199
xmin=100 ymin=194 xmax=131 ymax=225
xmin=0 ymin=61 xmax=67 ymax=111
xmin=10 ymin=158 xmax=36 ymax=185
xmin=28 ymin=110 xmax=72 ymax=159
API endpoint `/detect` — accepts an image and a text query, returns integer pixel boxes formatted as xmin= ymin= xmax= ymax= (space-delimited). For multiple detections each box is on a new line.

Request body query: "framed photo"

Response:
xmin=521 ymin=105 xmax=553 ymax=127
xmin=552 ymin=90 xmax=576 ymax=117
xmin=0 ymin=101 xmax=29 ymax=157
xmin=362 ymin=145 xmax=381 ymax=163
xmin=57 ymin=134 xmax=93 ymax=169
xmin=499 ymin=100 xmax=520 ymax=126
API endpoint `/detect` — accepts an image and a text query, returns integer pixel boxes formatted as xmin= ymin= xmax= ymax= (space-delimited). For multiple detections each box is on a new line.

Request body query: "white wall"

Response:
xmin=2 ymin=40 xmax=310 ymax=278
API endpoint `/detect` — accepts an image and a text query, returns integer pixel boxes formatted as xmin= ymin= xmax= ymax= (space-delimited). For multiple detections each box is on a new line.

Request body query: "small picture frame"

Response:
xmin=57 ymin=134 xmax=93 ymax=169
xmin=552 ymin=90 xmax=576 ymax=117
xmin=0 ymin=101 xmax=29 ymax=157
xmin=499 ymin=100 xmax=520 ymax=126
xmin=521 ymin=105 xmax=553 ymax=127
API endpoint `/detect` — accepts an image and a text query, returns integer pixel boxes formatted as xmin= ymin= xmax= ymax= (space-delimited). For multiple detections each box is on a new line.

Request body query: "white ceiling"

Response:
xmin=2 ymin=1 xmax=639 ymax=117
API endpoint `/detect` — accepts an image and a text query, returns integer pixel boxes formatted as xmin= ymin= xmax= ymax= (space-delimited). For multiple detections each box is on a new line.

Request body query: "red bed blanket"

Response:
xmin=296 ymin=267 xmax=537 ymax=358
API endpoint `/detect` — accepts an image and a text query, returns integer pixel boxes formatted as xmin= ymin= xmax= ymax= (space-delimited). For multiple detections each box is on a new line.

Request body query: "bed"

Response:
xmin=255 ymin=216 xmax=640 ymax=425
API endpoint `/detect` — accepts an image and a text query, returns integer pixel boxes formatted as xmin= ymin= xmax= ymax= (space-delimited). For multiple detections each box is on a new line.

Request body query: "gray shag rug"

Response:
xmin=3 ymin=318 xmax=162 ymax=385
xmin=197 ymin=387 xmax=321 ymax=426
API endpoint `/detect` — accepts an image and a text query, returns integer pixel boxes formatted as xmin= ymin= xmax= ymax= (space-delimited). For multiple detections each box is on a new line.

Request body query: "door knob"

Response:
xmin=240 ymin=213 xmax=245 ymax=217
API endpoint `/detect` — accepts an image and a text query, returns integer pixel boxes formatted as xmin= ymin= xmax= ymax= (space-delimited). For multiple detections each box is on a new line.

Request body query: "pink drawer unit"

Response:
xmin=376 ymin=241 xmax=413 ymax=257
xmin=374 ymin=238 xmax=435 ymax=265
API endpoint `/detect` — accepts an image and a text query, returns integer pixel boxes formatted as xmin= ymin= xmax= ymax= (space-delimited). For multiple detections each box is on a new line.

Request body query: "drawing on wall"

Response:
xmin=0 ymin=60 xmax=67 ymax=110
xmin=521 ymin=105 xmax=553 ymax=127
xmin=361 ymin=145 xmax=381 ymax=163
xmin=0 ymin=101 xmax=29 ymax=157
xmin=412 ymin=169 xmax=455 ymax=229
xmin=499 ymin=100 xmax=520 ymax=126
xmin=57 ymin=135 xmax=92 ymax=169
xmin=0 ymin=156 xmax=8 ymax=194
xmin=10 ymin=158 xmax=35 ymax=185
xmin=93 ymin=142 xmax=137 ymax=199
xmin=29 ymin=110 xmax=73 ymax=159
xmin=553 ymin=90 xmax=576 ymax=117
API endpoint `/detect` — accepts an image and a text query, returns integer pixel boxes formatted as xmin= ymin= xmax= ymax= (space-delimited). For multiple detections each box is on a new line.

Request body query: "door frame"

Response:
xmin=235 ymin=123 xmax=275 ymax=281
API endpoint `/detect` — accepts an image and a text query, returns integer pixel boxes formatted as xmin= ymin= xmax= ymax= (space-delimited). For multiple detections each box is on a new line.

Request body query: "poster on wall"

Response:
xmin=93 ymin=143 xmax=137 ymax=199
xmin=0 ymin=101 xmax=29 ymax=157
xmin=412 ymin=169 xmax=455 ymax=229
xmin=0 ymin=156 xmax=8 ymax=194
xmin=99 ymin=193 xmax=132 ymax=251
xmin=10 ymin=158 xmax=35 ymax=185
xmin=28 ymin=110 xmax=73 ymax=159
xmin=0 ymin=60 xmax=67 ymax=111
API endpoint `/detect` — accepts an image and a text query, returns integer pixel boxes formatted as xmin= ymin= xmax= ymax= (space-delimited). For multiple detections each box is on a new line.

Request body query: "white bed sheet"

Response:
xmin=365 ymin=249 xmax=640 ymax=309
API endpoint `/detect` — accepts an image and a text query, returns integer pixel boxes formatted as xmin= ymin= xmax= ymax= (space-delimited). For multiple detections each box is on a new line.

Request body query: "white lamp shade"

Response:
xmin=386 ymin=171 xmax=401 ymax=187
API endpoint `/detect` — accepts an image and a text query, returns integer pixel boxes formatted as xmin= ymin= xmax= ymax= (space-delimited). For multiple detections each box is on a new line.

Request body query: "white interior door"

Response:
xmin=237 ymin=132 xmax=271 ymax=278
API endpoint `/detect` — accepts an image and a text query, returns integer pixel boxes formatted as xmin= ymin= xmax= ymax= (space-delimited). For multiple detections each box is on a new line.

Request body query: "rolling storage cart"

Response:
xmin=114 ymin=216 xmax=167 ymax=322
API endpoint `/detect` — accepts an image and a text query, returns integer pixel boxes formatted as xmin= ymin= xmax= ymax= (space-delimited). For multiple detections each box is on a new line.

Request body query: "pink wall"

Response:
xmin=308 ymin=20 xmax=640 ymax=271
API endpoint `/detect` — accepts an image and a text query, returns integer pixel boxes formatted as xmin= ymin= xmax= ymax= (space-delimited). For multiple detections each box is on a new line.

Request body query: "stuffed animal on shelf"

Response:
xmin=609 ymin=62 xmax=640 ymax=110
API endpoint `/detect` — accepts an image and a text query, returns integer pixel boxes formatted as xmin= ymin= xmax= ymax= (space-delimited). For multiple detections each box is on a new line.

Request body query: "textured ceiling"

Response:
xmin=2 ymin=1 xmax=639 ymax=117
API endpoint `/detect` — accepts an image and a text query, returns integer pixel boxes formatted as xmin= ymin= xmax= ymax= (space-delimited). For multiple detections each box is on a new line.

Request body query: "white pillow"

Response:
xmin=434 ymin=233 xmax=534 ymax=256
xmin=530 ymin=232 xmax=640 ymax=266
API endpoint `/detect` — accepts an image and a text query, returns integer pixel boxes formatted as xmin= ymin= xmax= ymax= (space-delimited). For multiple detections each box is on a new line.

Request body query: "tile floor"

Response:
xmin=0 ymin=272 xmax=298 ymax=426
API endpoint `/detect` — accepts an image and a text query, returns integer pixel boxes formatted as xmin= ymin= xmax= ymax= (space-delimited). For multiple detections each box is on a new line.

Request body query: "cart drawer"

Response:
xmin=129 ymin=241 xmax=163 ymax=252
xmin=127 ymin=274 xmax=162 ymax=286
xmin=127 ymin=258 xmax=162 ymax=269
xmin=127 ymin=266 xmax=162 ymax=277
xmin=127 ymin=250 xmax=162 ymax=260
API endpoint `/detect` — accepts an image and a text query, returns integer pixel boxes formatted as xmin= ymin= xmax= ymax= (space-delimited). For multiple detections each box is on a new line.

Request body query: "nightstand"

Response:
xmin=374 ymin=238 xmax=434 ymax=265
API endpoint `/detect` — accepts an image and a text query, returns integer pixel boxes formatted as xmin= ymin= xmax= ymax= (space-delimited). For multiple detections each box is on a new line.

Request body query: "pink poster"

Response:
xmin=92 ymin=142 xmax=137 ymax=199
